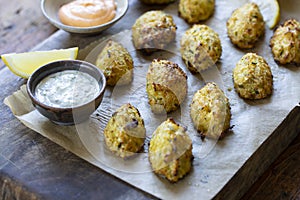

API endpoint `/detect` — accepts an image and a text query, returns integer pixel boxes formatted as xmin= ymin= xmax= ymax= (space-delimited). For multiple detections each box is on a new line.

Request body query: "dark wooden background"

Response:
xmin=1 ymin=0 xmax=300 ymax=199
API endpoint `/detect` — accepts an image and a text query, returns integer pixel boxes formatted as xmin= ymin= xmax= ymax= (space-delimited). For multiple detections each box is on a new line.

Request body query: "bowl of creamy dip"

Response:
xmin=27 ymin=60 xmax=106 ymax=125
xmin=41 ymin=0 xmax=128 ymax=34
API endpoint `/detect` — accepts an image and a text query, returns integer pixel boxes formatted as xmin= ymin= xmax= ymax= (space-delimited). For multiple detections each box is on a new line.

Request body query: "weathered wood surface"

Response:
xmin=0 ymin=0 xmax=300 ymax=199
xmin=0 ymin=0 xmax=154 ymax=199
xmin=0 ymin=0 xmax=57 ymax=69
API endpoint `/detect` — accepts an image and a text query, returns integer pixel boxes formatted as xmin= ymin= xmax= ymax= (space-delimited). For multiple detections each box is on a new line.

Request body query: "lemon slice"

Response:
xmin=250 ymin=0 xmax=280 ymax=29
xmin=1 ymin=47 xmax=79 ymax=79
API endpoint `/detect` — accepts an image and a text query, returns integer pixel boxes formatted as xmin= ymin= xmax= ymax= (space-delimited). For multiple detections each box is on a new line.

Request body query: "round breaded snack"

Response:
xmin=146 ymin=59 xmax=187 ymax=114
xmin=179 ymin=0 xmax=215 ymax=23
xmin=190 ymin=82 xmax=231 ymax=140
xmin=227 ymin=3 xmax=265 ymax=49
xmin=270 ymin=19 xmax=300 ymax=65
xmin=180 ymin=24 xmax=222 ymax=73
xmin=96 ymin=40 xmax=133 ymax=86
xmin=149 ymin=118 xmax=193 ymax=183
xmin=132 ymin=11 xmax=177 ymax=52
xmin=140 ymin=0 xmax=175 ymax=4
xmin=104 ymin=103 xmax=146 ymax=158
xmin=233 ymin=53 xmax=273 ymax=100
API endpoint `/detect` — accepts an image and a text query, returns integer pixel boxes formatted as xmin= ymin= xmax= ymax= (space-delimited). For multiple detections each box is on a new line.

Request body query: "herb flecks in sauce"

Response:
xmin=35 ymin=70 xmax=100 ymax=108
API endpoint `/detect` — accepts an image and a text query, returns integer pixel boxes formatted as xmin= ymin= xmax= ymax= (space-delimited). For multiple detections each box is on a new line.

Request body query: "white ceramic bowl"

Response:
xmin=41 ymin=0 xmax=128 ymax=34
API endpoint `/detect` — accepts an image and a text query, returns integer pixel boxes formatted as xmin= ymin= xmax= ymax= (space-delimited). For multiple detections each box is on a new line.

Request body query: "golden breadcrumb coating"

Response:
xmin=132 ymin=11 xmax=177 ymax=52
xmin=233 ymin=53 xmax=273 ymax=99
xmin=149 ymin=118 xmax=193 ymax=183
xmin=146 ymin=59 xmax=187 ymax=114
xmin=227 ymin=3 xmax=265 ymax=49
xmin=179 ymin=0 xmax=215 ymax=23
xmin=180 ymin=24 xmax=222 ymax=73
xmin=190 ymin=82 xmax=231 ymax=139
xmin=104 ymin=104 xmax=146 ymax=158
xmin=270 ymin=19 xmax=300 ymax=65
xmin=96 ymin=40 xmax=133 ymax=86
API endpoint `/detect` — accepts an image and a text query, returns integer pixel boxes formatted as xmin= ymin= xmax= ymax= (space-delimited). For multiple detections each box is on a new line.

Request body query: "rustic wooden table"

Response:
xmin=1 ymin=0 xmax=300 ymax=199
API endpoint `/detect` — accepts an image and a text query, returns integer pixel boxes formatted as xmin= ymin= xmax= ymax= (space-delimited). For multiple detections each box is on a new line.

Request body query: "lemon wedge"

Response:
xmin=1 ymin=47 xmax=79 ymax=79
xmin=250 ymin=0 xmax=280 ymax=29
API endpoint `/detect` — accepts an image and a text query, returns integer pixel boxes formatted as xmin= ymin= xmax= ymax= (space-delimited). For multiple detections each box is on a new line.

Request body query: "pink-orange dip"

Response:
xmin=58 ymin=0 xmax=116 ymax=27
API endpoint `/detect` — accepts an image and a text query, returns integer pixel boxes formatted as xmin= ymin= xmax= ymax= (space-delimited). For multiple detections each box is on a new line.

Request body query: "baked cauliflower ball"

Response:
xmin=179 ymin=0 xmax=215 ymax=24
xmin=180 ymin=24 xmax=222 ymax=73
xmin=227 ymin=3 xmax=265 ymax=49
xmin=132 ymin=11 xmax=177 ymax=52
xmin=146 ymin=59 xmax=187 ymax=114
xmin=149 ymin=118 xmax=193 ymax=183
xmin=233 ymin=53 xmax=273 ymax=100
xmin=190 ymin=82 xmax=231 ymax=140
xmin=96 ymin=40 xmax=133 ymax=86
xmin=104 ymin=104 xmax=146 ymax=158
xmin=140 ymin=0 xmax=175 ymax=4
xmin=270 ymin=19 xmax=300 ymax=65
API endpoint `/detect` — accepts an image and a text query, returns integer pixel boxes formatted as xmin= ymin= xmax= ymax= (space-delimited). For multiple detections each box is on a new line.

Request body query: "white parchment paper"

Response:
xmin=4 ymin=0 xmax=300 ymax=199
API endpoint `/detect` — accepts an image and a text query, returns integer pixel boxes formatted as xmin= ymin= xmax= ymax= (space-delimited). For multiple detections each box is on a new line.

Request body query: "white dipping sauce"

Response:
xmin=35 ymin=70 xmax=100 ymax=108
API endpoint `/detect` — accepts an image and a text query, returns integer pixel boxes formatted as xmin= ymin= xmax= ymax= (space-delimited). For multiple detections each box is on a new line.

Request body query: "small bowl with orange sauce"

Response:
xmin=41 ymin=0 xmax=128 ymax=34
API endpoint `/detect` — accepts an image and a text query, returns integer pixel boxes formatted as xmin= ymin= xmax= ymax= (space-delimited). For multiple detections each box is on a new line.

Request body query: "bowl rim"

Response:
xmin=40 ymin=0 xmax=129 ymax=33
xmin=27 ymin=59 xmax=106 ymax=111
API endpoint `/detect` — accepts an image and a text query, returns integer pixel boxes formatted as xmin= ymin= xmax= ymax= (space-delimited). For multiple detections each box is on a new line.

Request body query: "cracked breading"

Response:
xmin=190 ymin=82 xmax=231 ymax=139
xmin=270 ymin=19 xmax=300 ymax=65
xmin=227 ymin=3 xmax=265 ymax=49
xmin=146 ymin=59 xmax=187 ymax=114
xmin=179 ymin=0 xmax=215 ymax=24
xmin=149 ymin=118 xmax=193 ymax=183
xmin=180 ymin=24 xmax=222 ymax=73
xmin=132 ymin=11 xmax=177 ymax=52
xmin=104 ymin=104 xmax=146 ymax=158
xmin=96 ymin=40 xmax=133 ymax=86
xmin=233 ymin=53 xmax=273 ymax=99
